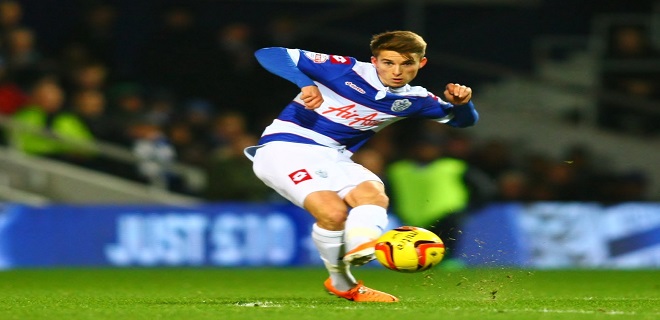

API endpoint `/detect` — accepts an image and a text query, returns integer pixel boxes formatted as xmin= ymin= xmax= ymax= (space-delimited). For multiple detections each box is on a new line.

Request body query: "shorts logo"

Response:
xmin=330 ymin=55 xmax=351 ymax=64
xmin=315 ymin=169 xmax=328 ymax=178
xmin=289 ymin=169 xmax=312 ymax=184
xmin=304 ymin=51 xmax=329 ymax=63
xmin=391 ymin=99 xmax=412 ymax=112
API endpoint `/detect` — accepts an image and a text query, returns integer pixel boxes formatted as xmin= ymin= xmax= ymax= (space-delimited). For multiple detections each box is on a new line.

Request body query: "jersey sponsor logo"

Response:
xmin=288 ymin=169 xmax=312 ymax=184
xmin=330 ymin=55 xmax=351 ymax=64
xmin=315 ymin=169 xmax=328 ymax=178
xmin=321 ymin=104 xmax=382 ymax=127
xmin=345 ymin=81 xmax=365 ymax=94
xmin=391 ymin=99 xmax=412 ymax=112
xmin=304 ymin=51 xmax=329 ymax=63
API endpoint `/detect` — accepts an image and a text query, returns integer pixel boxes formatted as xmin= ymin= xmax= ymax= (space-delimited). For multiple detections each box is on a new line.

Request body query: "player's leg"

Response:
xmin=250 ymin=143 xmax=396 ymax=301
xmin=306 ymin=189 xmax=397 ymax=302
xmin=304 ymin=190 xmax=358 ymax=291
xmin=306 ymin=187 xmax=397 ymax=302
xmin=341 ymin=181 xmax=389 ymax=266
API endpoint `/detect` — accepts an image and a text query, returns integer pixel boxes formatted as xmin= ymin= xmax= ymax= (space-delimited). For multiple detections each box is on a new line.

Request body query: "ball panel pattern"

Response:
xmin=374 ymin=226 xmax=445 ymax=272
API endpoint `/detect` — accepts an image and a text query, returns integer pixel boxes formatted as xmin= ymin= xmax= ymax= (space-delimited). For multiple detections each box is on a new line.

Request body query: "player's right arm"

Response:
xmin=419 ymin=86 xmax=479 ymax=128
xmin=443 ymin=83 xmax=478 ymax=127
xmin=255 ymin=47 xmax=323 ymax=109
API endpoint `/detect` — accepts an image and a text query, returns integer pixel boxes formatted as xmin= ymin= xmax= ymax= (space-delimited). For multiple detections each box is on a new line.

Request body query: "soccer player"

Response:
xmin=244 ymin=31 xmax=479 ymax=302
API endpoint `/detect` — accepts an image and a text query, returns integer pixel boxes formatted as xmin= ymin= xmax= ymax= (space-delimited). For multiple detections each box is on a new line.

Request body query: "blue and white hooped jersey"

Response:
xmin=258 ymin=49 xmax=458 ymax=154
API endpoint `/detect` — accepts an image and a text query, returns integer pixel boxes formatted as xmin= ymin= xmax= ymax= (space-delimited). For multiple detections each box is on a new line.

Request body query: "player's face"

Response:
xmin=371 ymin=50 xmax=427 ymax=88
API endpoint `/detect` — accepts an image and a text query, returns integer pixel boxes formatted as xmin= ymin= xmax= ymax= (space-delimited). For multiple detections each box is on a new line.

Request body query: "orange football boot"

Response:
xmin=324 ymin=278 xmax=399 ymax=302
xmin=343 ymin=239 xmax=377 ymax=266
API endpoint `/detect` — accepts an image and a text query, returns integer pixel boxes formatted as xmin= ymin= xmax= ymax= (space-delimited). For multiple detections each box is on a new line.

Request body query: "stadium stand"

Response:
xmin=0 ymin=0 xmax=657 ymax=202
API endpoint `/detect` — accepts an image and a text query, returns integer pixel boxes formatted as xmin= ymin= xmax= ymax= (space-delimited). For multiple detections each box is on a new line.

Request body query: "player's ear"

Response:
xmin=370 ymin=56 xmax=377 ymax=65
xmin=419 ymin=56 xmax=428 ymax=68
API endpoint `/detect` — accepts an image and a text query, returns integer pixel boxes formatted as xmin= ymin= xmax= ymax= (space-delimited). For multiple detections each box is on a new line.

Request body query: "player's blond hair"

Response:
xmin=370 ymin=30 xmax=427 ymax=60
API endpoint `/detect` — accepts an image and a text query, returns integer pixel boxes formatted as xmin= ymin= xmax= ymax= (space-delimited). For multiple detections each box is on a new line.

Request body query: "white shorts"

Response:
xmin=245 ymin=141 xmax=382 ymax=208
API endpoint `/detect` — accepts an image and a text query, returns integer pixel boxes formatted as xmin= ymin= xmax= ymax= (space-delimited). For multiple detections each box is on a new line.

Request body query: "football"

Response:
xmin=374 ymin=226 xmax=445 ymax=272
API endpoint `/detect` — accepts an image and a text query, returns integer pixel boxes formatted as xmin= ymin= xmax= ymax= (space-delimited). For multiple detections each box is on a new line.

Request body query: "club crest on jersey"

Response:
xmin=304 ymin=51 xmax=329 ymax=63
xmin=391 ymin=99 xmax=412 ymax=112
xmin=288 ymin=169 xmax=312 ymax=184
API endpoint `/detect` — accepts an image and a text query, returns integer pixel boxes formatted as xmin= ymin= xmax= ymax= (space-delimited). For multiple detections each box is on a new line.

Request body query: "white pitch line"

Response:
xmin=234 ymin=301 xmax=282 ymax=308
xmin=466 ymin=307 xmax=660 ymax=317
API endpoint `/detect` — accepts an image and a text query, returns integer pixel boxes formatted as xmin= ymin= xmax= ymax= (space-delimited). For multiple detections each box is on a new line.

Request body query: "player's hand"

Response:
xmin=301 ymin=85 xmax=323 ymax=110
xmin=443 ymin=83 xmax=472 ymax=105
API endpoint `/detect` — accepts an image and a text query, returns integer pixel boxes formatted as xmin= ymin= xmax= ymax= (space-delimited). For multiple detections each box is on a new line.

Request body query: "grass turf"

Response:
xmin=0 ymin=267 xmax=658 ymax=320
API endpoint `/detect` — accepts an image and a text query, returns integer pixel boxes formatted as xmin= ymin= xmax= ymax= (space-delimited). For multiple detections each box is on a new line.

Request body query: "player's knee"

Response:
xmin=304 ymin=191 xmax=348 ymax=230
xmin=316 ymin=210 xmax=348 ymax=231
xmin=373 ymin=192 xmax=389 ymax=207
xmin=346 ymin=184 xmax=389 ymax=208
xmin=356 ymin=190 xmax=389 ymax=207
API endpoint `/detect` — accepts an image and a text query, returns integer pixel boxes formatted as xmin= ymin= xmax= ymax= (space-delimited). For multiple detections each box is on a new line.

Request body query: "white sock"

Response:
xmin=344 ymin=205 xmax=388 ymax=252
xmin=311 ymin=224 xmax=357 ymax=291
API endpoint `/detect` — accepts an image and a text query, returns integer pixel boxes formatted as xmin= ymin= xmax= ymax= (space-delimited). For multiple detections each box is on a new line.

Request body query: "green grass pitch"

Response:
xmin=0 ymin=267 xmax=658 ymax=320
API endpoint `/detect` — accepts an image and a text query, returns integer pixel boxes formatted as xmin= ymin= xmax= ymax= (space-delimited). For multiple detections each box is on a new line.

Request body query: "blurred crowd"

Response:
xmin=0 ymin=1 xmax=652 ymax=205
xmin=596 ymin=22 xmax=660 ymax=136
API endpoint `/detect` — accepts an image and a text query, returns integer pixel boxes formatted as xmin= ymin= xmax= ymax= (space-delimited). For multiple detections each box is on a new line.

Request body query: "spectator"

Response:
xmin=8 ymin=77 xmax=96 ymax=163
xmin=386 ymin=134 xmax=495 ymax=257
xmin=543 ymin=162 xmax=581 ymax=201
xmin=495 ymin=170 xmax=530 ymax=202
xmin=63 ymin=3 xmax=118 ymax=69
xmin=205 ymin=133 xmax=276 ymax=202
xmin=209 ymin=110 xmax=249 ymax=157
xmin=352 ymin=148 xmax=387 ymax=180
xmin=605 ymin=25 xmax=657 ymax=60
xmin=597 ymin=24 xmax=660 ymax=136
xmin=71 ymin=88 xmax=114 ymax=142
xmin=181 ymin=98 xmax=214 ymax=148
xmin=445 ymin=130 xmax=477 ymax=163
xmin=70 ymin=87 xmax=134 ymax=174
xmin=57 ymin=42 xmax=95 ymax=82
xmin=216 ymin=22 xmax=257 ymax=75
xmin=521 ymin=153 xmax=559 ymax=201
xmin=65 ymin=61 xmax=109 ymax=93
xmin=205 ymin=23 xmax=254 ymax=101
xmin=128 ymin=118 xmax=178 ymax=190
xmin=137 ymin=4 xmax=207 ymax=99
xmin=0 ymin=56 xmax=27 ymax=115
xmin=4 ymin=26 xmax=43 ymax=86
xmin=166 ymin=121 xmax=207 ymax=168
xmin=143 ymin=90 xmax=176 ymax=128
xmin=0 ymin=0 xmax=23 ymax=49
xmin=472 ymin=138 xmax=514 ymax=180
xmin=358 ymin=126 xmax=400 ymax=165
xmin=261 ymin=14 xmax=303 ymax=48
xmin=106 ymin=82 xmax=146 ymax=146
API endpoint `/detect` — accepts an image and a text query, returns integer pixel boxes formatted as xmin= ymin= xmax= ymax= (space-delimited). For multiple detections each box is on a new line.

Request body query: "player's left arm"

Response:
xmin=444 ymin=83 xmax=479 ymax=128
xmin=255 ymin=48 xmax=316 ymax=87
xmin=254 ymin=47 xmax=323 ymax=109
